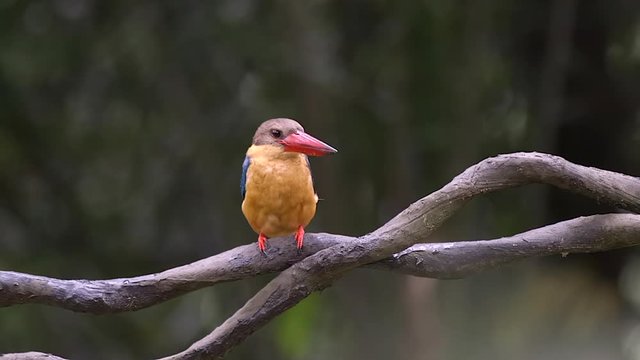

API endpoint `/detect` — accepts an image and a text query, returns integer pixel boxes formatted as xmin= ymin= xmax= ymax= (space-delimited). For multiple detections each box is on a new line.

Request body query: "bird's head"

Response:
xmin=252 ymin=118 xmax=338 ymax=156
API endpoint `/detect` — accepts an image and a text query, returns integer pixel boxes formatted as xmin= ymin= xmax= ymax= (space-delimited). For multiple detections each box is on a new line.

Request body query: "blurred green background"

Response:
xmin=1 ymin=0 xmax=640 ymax=359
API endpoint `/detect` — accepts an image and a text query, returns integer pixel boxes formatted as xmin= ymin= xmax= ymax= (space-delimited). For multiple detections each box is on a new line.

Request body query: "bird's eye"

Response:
xmin=271 ymin=129 xmax=282 ymax=138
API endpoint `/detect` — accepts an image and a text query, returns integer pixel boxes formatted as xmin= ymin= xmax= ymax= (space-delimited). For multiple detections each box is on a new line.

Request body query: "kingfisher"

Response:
xmin=241 ymin=118 xmax=337 ymax=253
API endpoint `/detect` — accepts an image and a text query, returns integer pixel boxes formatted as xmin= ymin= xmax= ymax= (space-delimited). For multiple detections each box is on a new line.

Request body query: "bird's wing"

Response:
xmin=305 ymin=156 xmax=317 ymax=192
xmin=241 ymin=156 xmax=251 ymax=199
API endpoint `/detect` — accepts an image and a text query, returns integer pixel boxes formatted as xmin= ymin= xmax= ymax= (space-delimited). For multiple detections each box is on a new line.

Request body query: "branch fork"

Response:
xmin=2 ymin=152 xmax=639 ymax=359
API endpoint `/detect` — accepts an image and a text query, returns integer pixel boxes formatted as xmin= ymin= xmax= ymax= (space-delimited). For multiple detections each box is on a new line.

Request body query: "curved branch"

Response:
xmin=163 ymin=152 xmax=640 ymax=359
xmin=3 ymin=215 xmax=639 ymax=360
xmin=2 ymin=214 xmax=640 ymax=314
xmin=0 ymin=235 xmax=349 ymax=314
xmin=374 ymin=213 xmax=640 ymax=278
xmin=4 ymin=216 xmax=640 ymax=360
xmin=2 ymin=152 xmax=640 ymax=359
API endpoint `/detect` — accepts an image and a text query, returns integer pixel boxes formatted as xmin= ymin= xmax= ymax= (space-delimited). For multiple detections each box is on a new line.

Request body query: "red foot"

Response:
xmin=258 ymin=232 xmax=268 ymax=254
xmin=295 ymin=226 xmax=305 ymax=249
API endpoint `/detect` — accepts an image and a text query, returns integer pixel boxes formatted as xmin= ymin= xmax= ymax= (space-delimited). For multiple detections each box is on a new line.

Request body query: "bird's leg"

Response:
xmin=258 ymin=232 xmax=268 ymax=254
xmin=295 ymin=225 xmax=305 ymax=249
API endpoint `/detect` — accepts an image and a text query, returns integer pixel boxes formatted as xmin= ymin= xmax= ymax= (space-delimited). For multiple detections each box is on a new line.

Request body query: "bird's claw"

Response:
xmin=258 ymin=232 xmax=268 ymax=255
xmin=295 ymin=225 xmax=305 ymax=250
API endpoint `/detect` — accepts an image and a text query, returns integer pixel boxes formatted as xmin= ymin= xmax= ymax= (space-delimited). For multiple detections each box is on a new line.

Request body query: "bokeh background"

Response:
xmin=1 ymin=0 xmax=640 ymax=359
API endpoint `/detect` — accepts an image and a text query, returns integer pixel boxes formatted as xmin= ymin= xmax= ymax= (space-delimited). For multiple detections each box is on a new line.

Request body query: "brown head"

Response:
xmin=252 ymin=118 xmax=337 ymax=156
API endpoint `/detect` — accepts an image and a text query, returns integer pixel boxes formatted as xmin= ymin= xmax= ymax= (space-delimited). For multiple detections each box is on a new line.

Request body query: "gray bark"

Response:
xmin=1 ymin=152 xmax=639 ymax=359
xmin=162 ymin=152 xmax=640 ymax=359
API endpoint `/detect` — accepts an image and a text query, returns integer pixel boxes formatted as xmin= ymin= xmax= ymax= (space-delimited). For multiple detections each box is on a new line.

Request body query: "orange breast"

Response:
xmin=242 ymin=145 xmax=318 ymax=237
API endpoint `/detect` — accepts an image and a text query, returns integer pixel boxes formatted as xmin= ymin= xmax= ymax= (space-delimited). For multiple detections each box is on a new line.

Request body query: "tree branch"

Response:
xmin=373 ymin=213 xmax=640 ymax=278
xmin=161 ymin=152 xmax=640 ymax=359
xmin=2 ymin=152 xmax=640 ymax=359
xmin=0 ymin=235 xmax=350 ymax=314
xmin=2 ymin=214 xmax=640 ymax=314
xmin=3 ymin=213 xmax=638 ymax=360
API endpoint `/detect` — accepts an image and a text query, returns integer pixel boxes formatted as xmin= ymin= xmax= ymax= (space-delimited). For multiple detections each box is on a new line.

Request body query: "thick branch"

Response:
xmin=164 ymin=152 xmax=640 ymax=359
xmin=2 ymin=214 xmax=640 ymax=314
xmin=2 ymin=152 xmax=640 ymax=359
xmin=0 ymin=235 xmax=349 ymax=314
xmin=3 ymin=213 xmax=639 ymax=360
xmin=373 ymin=213 xmax=640 ymax=278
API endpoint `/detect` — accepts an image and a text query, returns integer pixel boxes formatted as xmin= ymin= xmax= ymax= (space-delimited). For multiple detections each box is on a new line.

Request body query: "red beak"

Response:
xmin=279 ymin=131 xmax=338 ymax=156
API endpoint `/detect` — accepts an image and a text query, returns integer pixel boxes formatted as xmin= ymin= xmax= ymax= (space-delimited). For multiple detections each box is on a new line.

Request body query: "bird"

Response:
xmin=241 ymin=118 xmax=337 ymax=253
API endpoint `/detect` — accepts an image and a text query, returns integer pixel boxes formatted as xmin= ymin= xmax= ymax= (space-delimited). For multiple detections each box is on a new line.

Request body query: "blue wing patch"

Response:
xmin=241 ymin=156 xmax=250 ymax=199
xmin=305 ymin=156 xmax=314 ymax=187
